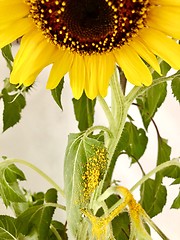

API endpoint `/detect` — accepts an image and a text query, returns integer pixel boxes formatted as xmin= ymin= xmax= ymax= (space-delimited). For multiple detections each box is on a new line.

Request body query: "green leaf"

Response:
xmin=137 ymin=82 xmax=167 ymax=129
xmin=48 ymin=221 xmax=68 ymax=240
xmin=156 ymin=137 xmax=174 ymax=184
xmin=0 ymin=163 xmax=26 ymax=206
xmin=112 ymin=212 xmax=130 ymax=240
xmin=140 ymin=138 xmax=171 ymax=217
xmin=154 ymin=136 xmax=180 ymax=191
xmin=1 ymin=44 xmax=14 ymax=71
xmin=3 ymin=78 xmax=17 ymax=93
xmin=2 ymin=89 xmax=26 ymax=132
xmin=0 ymin=216 xmax=17 ymax=240
xmin=4 ymin=164 xmax=26 ymax=183
xmin=64 ymin=133 xmax=107 ymax=236
xmin=31 ymin=192 xmax=45 ymax=206
xmin=171 ymin=75 xmax=180 ymax=103
xmin=72 ymin=92 xmax=96 ymax=131
xmin=171 ymin=191 xmax=180 ymax=209
xmin=140 ymin=178 xmax=167 ymax=218
xmin=12 ymin=191 xmax=44 ymax=217
xmin=51 ymin=78 xmax=64 ymax=110
xmin=156 ymin=137 xmax=171 ymax=179
xmin=17 ymin=188 xmax=57 ymax=240
xmin=11 ymin=202 xmax=30 ymax=217
xmin=104 ymin=194 xmax=130 ymax=239
xmin=171 ymin=178 xmax=180 ymax=185
xmin=163 ymin=166 xmax=180 ymax=180
xmin=18 ymin=229 xmax=39 ymax=240
xmin=157 ymin=138 xmax=171 ymax=166
xmin=113 ymin=122 xmax=148 ymax=163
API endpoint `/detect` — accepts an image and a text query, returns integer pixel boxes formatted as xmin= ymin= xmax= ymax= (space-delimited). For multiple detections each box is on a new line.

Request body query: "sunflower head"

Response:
xmin=1 ymin=0 xmax=180 ymax=99
xmin=27 ymin=0 xmax=150 ymax=55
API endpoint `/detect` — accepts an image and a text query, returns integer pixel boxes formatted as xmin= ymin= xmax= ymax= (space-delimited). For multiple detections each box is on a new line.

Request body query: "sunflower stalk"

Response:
xmin=100 ymin=69 xmax=131 ymax=190
xmin=91 ymin=67 xmax=138 ymax=207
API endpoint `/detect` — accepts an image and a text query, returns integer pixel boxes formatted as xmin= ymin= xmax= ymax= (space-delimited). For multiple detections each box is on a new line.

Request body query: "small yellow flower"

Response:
xmin=1 ymin=0 xmax=180 ymax=99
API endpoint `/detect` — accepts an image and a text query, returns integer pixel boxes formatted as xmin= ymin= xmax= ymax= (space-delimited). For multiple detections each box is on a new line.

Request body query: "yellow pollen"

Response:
xmin=81 ymin=146 xmax=108 ymax=201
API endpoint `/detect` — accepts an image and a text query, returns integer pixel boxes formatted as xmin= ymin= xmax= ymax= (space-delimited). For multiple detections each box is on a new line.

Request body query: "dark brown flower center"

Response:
xmin=27 ymin=0 xmax=150 ymax=54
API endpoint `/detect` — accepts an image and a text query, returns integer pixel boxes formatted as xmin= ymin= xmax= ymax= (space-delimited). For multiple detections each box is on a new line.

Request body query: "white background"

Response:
xmin=0 ymin=45 xmax=180 ymax=239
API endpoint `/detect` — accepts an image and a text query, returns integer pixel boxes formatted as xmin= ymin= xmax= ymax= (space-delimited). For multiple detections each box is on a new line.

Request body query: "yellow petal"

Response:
xmin=0 ymin=0 xmax=23 ymax=4
xmin=114 ymin=45 xmax=152 ymax=86
xmin=84 ymin=55 xmax=99 ymax=99
xmin=150 ymin=0 xmax=180 ymax=6
xmin=129 ymin=37 xmax=161 ymax=75
xmin=0 ymin=18 xmax=33 ymax=49
xmin=69 ymin=53 xmax=86 ymax=99
xmin=97 ymin=53 xmax=115 ymax=97
xmin=139 ymin=28 xmax=180 ymax=70
xmin=147 ymin=6 xmax=180 ymax=39
xmin=11 ymin=29 xmax=42 ymax=72
xmin=10 ymin=31 xmax=57 ymax=86
xmin=84 ymin=53 xmax=115 ymax=99
xmin=21 ymin=69 xmax=42 ymax=87
xmin=46 ymin=50 xmax=74 ymax=89
xmin=0 ymin=3 xmax=29 ymax=23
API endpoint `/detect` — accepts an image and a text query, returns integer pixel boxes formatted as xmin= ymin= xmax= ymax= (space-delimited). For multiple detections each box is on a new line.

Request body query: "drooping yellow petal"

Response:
xmin=0 ymin=18 xmax=33 ymax=49
xmin=10 ymin=31 xmax=57 ymax=86
xmin=69 ymin=54 xmax=86 ymax=99
xmin=84 ymin=53 xmax=115 ymax=99
xmin=84 ymin=55 xmax=99 ymax=100
xmin=147 ymin=7 xmax=180 ymax=39
xmin=114 ymin=45 xmax=152 ymax=86
xmin=97 ymin=53 xmax=115 ymax=97
xmin=46 ymin=50 xmax=74 ymax=89
xmin=11 ymin=29 xmax=41 ymax=73
xmin=150 ymin=0 xmax=180 ymax=6
xmin=139 ymin=28 xmax=180 ymax=70
xmin=129 ymin=37 xmax=161 ymax=75
xmin=20 ymin=69 xmax=42 ymax=87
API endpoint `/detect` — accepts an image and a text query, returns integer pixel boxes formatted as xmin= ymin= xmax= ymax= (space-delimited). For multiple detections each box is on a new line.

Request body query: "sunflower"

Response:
xmin=0 ymin=0 xmax=180 ymax=99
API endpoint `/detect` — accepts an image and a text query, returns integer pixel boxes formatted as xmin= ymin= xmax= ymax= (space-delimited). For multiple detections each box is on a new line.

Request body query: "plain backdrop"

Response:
xmin=0 ymin=45 xmax=180 ymax=239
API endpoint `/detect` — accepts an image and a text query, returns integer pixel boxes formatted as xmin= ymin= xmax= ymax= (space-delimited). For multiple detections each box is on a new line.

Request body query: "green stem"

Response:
xmin=99 ymin=159 xmax=180 ymax=215
xmin=0 ymin=158 xmax=64 ymax=196
xmin=44 ymin=202 xmax=66 ymax=211
xmin=143 ymin=212 xmax=170 ymax=240
xmin=130 ymin=159 xmax=180 ymax=192
xmin=50 ymin=224 xmax=63 ymax=240
xmin=103 ymin=71 xmax=129 ymax=188
xmin=126 ymin=72 xmax=180 ymax=105
xmin=84 ymin=125 xmax=113 ymax=139
xmin=97 ymin=96 xmax=115 ymax=130
xmin=77 ymin=220 xmax=89 ymax=240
